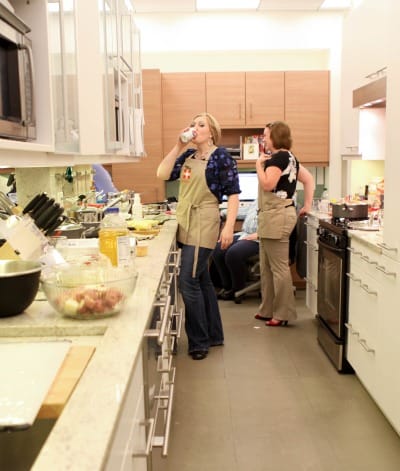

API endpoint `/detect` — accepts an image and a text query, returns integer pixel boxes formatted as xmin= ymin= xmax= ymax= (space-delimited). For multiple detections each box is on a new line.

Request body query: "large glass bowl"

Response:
xmin=41 ymin=263 xmax=138 ymax=319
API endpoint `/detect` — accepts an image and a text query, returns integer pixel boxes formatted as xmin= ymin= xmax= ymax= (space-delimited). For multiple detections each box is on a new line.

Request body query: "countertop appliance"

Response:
xmin=316 ymin=218 xmax=354 ymax=373
xmin=0 ymin=4 xmax=35 ymax=141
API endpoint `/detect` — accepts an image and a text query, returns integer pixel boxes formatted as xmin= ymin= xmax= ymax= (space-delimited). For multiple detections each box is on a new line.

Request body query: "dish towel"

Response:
xmin=133 ymin=108 xmax=145 ymax=156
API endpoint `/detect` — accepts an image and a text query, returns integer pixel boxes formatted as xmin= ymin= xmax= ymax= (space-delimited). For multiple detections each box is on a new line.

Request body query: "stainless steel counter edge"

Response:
xmin=27 ymin=220 xmax=178 ymax=471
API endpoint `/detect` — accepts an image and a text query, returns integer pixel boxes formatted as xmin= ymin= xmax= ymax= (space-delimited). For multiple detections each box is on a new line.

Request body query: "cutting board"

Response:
xmin=38 ymin=345 xmax=95 ymax=419
xmin=0 ymin=341 xmax=71 ymax=430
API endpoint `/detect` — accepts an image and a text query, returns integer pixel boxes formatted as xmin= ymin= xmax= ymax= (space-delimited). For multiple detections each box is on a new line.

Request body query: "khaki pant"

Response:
xmin=258 ymin=210 xmax=297 ymax=321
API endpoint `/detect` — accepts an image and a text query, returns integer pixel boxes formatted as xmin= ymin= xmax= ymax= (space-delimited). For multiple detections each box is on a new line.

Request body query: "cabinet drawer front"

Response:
xmin=347 ymin=329 xmax=378 ymax=397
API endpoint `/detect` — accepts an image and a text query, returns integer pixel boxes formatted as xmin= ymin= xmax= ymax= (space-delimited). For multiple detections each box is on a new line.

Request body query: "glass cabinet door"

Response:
xmin=48 ymin=0 xmax=79 ymax=153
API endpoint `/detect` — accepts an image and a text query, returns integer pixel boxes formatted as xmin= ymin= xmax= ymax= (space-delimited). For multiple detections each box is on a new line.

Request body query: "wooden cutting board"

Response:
xmin=37 ymin=345 xmax=95 ymax=420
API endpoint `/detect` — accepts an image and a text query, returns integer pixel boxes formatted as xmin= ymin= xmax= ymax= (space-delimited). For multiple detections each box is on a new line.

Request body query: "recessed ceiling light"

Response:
xmin=196 ymin=0 xmax=260 ymax=11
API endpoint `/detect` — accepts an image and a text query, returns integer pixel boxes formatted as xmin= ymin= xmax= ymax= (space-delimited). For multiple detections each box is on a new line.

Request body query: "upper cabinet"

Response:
xmin=1 ymin=0 xmax=143 ymax=162
xmin=205 ymin=72 xmax=285 ymax=128
xmin=162 ymin=72 xmax=206 ymax=153
xmin=285 ymin=71 xmax=330 ymax=164
xmin=245 ymin=72 xmax=285 ymax=127
xmin=205 ymin=70 xmax=329 ymax=163
xmin=206 ymin=72 xmax=246 ymax=127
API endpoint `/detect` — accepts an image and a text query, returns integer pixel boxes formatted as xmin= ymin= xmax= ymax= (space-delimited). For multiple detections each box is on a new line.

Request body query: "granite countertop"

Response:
xmin=0 ymin=220 xmax=178 ymax=471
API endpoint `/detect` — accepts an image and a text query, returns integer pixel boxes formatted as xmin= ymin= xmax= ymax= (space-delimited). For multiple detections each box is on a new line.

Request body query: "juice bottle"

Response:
xmin=99 ymin=207 xmax=131 ymax=267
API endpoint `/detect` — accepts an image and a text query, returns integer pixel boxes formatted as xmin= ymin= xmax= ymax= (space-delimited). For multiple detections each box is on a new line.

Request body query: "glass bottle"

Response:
xmin=99 ymin=207 xmax=131 ymax=267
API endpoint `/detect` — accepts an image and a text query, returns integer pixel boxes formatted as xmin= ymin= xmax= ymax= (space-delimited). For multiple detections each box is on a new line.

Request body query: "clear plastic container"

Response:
xmin=131 ymin=193 xmax=143 ymax=219
xmin=99 ymin=207 xmax=131 ymax=267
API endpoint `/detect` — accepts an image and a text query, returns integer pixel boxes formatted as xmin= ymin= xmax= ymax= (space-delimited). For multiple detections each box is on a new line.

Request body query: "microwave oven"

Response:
xmin=0 ymin=4 xmax=36 ymax=141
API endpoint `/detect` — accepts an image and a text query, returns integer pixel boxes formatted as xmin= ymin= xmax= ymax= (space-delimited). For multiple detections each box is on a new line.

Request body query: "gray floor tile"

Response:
xmin=159 ymin=289 xmax=400 ymax=471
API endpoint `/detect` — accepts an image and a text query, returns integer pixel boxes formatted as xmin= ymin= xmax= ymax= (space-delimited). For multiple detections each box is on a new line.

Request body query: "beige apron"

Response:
xmin=258 ymin=190 xmax=296 ymax=239
xmin=176 ymin=158 xmax=220 ymax=277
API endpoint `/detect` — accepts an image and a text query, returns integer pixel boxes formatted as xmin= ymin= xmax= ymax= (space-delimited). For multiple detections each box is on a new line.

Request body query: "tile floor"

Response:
xmin=154 ymin=289 xmax=400 ymax=471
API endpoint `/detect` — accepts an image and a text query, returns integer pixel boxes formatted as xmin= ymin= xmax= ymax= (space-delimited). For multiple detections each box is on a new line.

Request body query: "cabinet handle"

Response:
xmin=131 ymin=418 xmax=155 ymax=457
xmin=153 ymin=367 xmax=176 ymax=457
xmin=345 ymin=322 xmax=359 ymax=336
xmin=359 ymin=338 xmax=375 ymax=354
xmin=171 ymin=307 xmax=184 ymax=339
xmin=249 ymin=103 xmax=253 ymax=119
xmin=158 ymin=297 xmax=171 ymax=345
xmin=346 ymin=273 xmax=361 ymax=284
xmin=360 ymin=255 xmax=378 ymax=265
xmin=375 ymin=265 xmax=397 ymax=277
xmin=144 ymin=296 xmax=171 ymax=344
xmin=347 ymin=247 xmax=362 ymax=255
xmin=361 ymin=283 xmax=377 ymax=296
xmin=376 ymin=242 xmax=398 ymax=253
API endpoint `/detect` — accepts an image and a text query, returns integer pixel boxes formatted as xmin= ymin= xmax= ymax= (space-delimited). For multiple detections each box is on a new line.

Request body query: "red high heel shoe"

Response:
xmin=265 ymin=318 xmax=288 ymax=327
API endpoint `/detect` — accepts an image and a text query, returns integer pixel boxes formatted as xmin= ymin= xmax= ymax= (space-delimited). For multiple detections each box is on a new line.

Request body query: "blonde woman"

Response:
xmin=157 ymin=112 xmax=240 ymax=360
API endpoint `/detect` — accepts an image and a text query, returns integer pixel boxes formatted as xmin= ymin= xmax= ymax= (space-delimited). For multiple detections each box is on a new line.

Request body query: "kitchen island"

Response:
xmin=0 ymin=219 xmax=178 ymax=470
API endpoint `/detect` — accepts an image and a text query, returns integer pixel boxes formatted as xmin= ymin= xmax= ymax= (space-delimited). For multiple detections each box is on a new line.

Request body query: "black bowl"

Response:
xmin=0 ymin=260 xmax=42 ymax=317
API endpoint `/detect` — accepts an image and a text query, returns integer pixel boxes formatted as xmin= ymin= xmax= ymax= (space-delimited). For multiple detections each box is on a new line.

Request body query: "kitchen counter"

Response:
xmin=347 ymin=227 xmax=384 ymax=252
xmin=0 ymin=220 xmax=178 ymax=470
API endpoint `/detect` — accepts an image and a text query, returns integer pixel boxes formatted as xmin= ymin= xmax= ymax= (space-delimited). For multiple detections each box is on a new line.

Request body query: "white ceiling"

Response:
xmin=132 ymin=0 xmax=348 ymax=13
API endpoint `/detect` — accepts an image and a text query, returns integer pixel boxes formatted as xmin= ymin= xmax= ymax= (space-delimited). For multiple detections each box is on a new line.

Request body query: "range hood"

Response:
xmin=353 ymin=76 xmax=386 ymax=108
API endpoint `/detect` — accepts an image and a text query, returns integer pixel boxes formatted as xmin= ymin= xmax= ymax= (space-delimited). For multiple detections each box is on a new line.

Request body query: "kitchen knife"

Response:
xmin=25 ymin=193 xmax=49 ymax=218
xmin=30 ymin=198 xmax=55 ymax=222
xmin=40 ymin=207 xmax=64 ymax=233
xmin=34 ymin=204 xmax=62 ymax=231
xmin=22 ymin=193 xmax=43 ymax=214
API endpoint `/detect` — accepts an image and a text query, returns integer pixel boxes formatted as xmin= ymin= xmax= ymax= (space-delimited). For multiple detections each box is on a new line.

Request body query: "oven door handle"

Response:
xmin=318 ymin=238 xmax=345 ymax=253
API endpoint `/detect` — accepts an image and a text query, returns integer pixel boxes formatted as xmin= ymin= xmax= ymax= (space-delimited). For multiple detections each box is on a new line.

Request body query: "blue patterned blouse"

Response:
xmin=168 ymin=147 xmax=240 ymax=204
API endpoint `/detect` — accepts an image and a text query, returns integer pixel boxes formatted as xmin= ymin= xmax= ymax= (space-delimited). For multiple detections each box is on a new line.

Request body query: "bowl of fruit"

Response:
xmin=40 ymin=262 xmax=138 ymax=319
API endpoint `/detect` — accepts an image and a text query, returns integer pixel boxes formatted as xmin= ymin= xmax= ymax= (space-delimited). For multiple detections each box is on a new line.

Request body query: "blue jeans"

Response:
xmin=212 ymin=235 xmax=259 ymax=292
xmin=179 ymin=244 xmax=224 ymax=353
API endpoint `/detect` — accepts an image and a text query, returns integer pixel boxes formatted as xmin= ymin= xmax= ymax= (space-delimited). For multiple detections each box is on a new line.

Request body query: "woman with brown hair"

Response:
xmin=255 ymin=121 xmax=314 ymax=327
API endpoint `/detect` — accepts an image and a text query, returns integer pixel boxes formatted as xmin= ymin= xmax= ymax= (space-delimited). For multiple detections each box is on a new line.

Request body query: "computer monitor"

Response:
xmin=238 ymin=171 xmax=258 ymax=201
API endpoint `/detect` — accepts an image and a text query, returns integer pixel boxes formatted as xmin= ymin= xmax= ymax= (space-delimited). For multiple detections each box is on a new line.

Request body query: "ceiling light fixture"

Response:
xmin=196 ymin=0 xmax=260 ymax=11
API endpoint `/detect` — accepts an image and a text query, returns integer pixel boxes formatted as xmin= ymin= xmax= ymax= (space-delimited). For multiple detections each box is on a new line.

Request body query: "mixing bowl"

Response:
xmin=0 ymin=260 xmax=42 ymax=317
xmin=41 ymin=263 xmax=138 ymax=319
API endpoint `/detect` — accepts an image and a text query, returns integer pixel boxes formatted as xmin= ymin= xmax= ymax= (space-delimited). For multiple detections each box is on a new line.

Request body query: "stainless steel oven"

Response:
xmin=316 ymin=219 xmax=354 ymax=373
xmin=0 ymin=4 xmax=35 ymax=141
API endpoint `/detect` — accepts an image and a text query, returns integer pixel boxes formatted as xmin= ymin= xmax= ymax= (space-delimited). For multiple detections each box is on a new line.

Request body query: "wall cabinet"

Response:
xmin=161 ymin=72 xmax=206 ymax=154
xmin=161 ymin=70 xmax=329 ymax=166
xmin=3 ymin=0 xmax=143 ymax=161
xmin=285 ymin=71 xmax=330 ymax=164
xmin=347 ymin=236 xmax=400 ymax=434
xmin=245 ymin=71 xmax=285 ymax=126
xmin=206 ymin=72 xmax=246 ymax=127
xmin=205 ymin=72 xmax=285 ymax=128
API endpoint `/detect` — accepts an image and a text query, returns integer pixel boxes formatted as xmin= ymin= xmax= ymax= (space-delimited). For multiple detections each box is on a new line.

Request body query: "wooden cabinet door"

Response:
xmin=245 ymin=72 xmax=285 ymax=127
xmin=112 ymin=69 xmax=165 ymax=204
xmin=162 ymin=73 xmax=206 ymax=152
xmin=206 ymin=72 xmax=245 ymax=127
xmin=285 ymin=71 xmax=330 ymax=164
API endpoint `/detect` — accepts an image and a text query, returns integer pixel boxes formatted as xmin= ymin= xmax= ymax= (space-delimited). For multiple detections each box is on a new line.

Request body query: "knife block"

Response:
xmin=5 ymin=216 xmax=48 ymax=261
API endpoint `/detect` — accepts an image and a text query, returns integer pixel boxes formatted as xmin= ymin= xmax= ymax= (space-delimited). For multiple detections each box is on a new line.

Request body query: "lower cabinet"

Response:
xmin=304 ymin=215 xmax=319 ymax=316
xmin=105 ymin=241 xmax=183 ymax=470
xmin=104 ymin=350 xmax=148 ymax=471
xmin=347 ymin=236 xmax=400 ymax=434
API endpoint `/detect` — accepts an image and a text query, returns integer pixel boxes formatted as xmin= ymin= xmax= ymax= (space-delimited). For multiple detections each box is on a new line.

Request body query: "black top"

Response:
xmin=264 ymin=150 xmax=299 ymax=199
